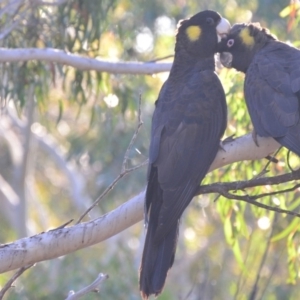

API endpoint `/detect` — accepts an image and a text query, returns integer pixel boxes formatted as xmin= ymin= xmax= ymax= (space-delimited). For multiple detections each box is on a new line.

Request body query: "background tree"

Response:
xmin=0 ymin=0 xmax=299 ymax=299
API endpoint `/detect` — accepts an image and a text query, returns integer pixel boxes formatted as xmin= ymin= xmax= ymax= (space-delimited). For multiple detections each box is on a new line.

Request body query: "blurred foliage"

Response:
xmin=0 ymin=0 xmax=300 ymax=299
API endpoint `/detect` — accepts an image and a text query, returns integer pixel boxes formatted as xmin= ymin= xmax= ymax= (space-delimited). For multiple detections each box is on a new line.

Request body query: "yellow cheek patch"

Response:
xmin=186 ymin=26 xmax=202 ymax=41
xmin=239 ymin=27 xmax=254 ymax=47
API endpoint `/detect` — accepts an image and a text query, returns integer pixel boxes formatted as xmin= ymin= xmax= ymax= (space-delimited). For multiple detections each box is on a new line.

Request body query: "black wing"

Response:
xmin=245 ymin=41 xmax=300 ymax=155
xmin=147 ymin=69 xmax=227 ymax=241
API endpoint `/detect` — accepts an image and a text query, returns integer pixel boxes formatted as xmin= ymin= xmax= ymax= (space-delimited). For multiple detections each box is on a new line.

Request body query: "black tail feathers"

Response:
xmin=139 ymin=220 xmax=179 ymax=299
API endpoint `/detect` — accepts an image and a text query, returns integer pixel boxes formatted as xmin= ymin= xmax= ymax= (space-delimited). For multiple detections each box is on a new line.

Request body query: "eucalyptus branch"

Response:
xmin=196 ymin=169 xmax=300 ymax=194
xmin=0 ymin=9 xmax=29 ymax=40
xmin=66 ymin=273 xmax=108 ymax=300
xmin=253 ymin=147 xmax=282 ymax=179
xmin=196 ymin=170 xmax=300 ymax=217
xmin=0 ymin=0 xmax=31 ymax=41
xmin=11 ymin=90 xmax=35 ymax=237
xmin=0 ymin=264 xmax=34 ymax=299
xmin=0 ymin=48 xmax=172 ymax=74
xmin=214 ymin=188 xmax=300 ymax=217
xmin=0 ymin=0 xmax=24 ymax=20
xmin=0 ymin=133 xmax=282 ymax=274
xmin=31 ymin=0 xmax=68 ymax=6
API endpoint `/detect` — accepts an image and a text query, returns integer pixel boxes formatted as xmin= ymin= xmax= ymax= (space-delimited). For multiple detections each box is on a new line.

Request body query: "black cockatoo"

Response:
xmin=218 ymin=23 xmax=300 ymax=156
xmin=140 ymin=10 xmax=230 ymax=299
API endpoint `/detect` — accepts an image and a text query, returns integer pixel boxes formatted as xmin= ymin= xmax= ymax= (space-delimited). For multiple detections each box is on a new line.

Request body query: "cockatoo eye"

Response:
xmin=227 ymin=39 xmax=234 ymax=47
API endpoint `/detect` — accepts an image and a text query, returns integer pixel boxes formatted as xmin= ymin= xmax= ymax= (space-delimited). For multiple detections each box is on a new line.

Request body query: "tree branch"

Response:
xmin=0 ymin=264 xmax=34 ymax=299
xmin=66 ymin=273 xmax=108 ymax=300
xmin=0 ymin=0 xmax=30 ymax=40
xmin=202 ymin=184 xmax=300 ymax=217
xmin=10 ymin=90 xmax=35 ymax=238
xmin=0 ymin=134 xmax=281 ymax=274
xmin=31 ymin=0 xmax=68 ymax=6
xmin=0 ymin=48 xmax=172 ymax=74
xmin=197 ymin=171 xmax=300 ymax=194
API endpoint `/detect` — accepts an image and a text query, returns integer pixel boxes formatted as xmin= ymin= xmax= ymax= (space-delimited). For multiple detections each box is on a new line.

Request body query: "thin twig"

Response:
xmin=0 ymin=7 xmax=31 ymax=40
xmin=196 ymin=169 xmax=300 ymax=194
xmin=253 ymin=147 xmax=282 ymax=179
xmin=0 ymin=264 xmax=34 ymax=299
xmin=65 ymin=273 xmax=108 ymax=300
xmin=49 ymin=219 xmax=74 ymax=231
xmin=234 ymin=232 xmax=255 ymax=300
xmin=195 ymin=170 xmax=300 ymax=217
xmin=147 ymin=54 xmax=174 ymax=63
xmin=76 ymin=96 xmax=145 ymax=224
xmin=122 ymin=94 xmax=143 ymax=172
xmin=208 ymin=186 xmax=300 ymax=217
xmin=248 ymin=216 xmax=276 ymax=300
xmin=287 ymin=150 xmax=300 ymax=172
xmin=0 ymin=0 xmax=22 ymax=19
xmin=246 ymin=184 xmax=300 ymax=201
xmin=76 ymin=160 xmax=147 ymax=224
xmin=258 ymin=247 xmax=284 ymax=300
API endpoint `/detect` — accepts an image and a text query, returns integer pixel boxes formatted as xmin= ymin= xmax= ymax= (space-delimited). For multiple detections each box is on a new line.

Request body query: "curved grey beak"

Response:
xmin=220 ymin=52 xmax=233 ymax=68
xmin=217 ymin=18 xmax=231 ymax=42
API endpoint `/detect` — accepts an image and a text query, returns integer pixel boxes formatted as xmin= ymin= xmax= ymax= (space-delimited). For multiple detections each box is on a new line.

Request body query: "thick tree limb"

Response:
xmin=0 ymin=48 xmax=172 ymax=74
xmin=0 ymin=134 xmax=281 ymax=273
xmin=0 ymin=189 xmax=144 ymax=274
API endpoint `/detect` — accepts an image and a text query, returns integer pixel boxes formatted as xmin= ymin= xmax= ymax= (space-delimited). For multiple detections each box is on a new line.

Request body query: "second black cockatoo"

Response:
xmin=218 ymin=23 xmax=300 ymax=156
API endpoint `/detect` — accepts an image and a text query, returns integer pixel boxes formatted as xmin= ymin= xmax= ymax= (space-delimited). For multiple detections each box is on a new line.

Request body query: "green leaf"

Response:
xmin=224 ymin=214 xmax=233 ymax=245
xmin=56 ymin=99 xmax=64 ymax=125
xmin=279 ymin=3 xmax=300 ymax=18
xmin=271 ymin=218 xmax=300 ymax=242
xmin=232 ymin=239 xmax=246 ymax=272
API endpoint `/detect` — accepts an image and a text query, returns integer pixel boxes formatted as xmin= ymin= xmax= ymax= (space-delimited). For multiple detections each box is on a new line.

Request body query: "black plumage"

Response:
xmin=140 ymin=10 xmax=230 ymax=299
xmin=218 ymin=23 xmax=300 ymax=156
